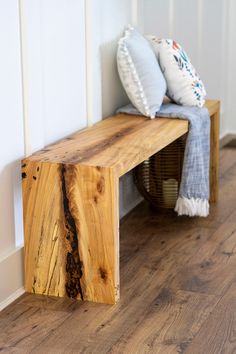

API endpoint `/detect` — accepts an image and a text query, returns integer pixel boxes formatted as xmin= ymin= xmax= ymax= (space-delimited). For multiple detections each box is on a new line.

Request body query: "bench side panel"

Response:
xmin=22 ymin=160 xmax=119 ymax=304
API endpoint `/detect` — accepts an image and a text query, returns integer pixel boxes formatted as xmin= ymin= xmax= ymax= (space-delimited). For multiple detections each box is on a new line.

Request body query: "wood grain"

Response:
xmin=24 ymin=100 xmax=218 ymax=177
xmin=185 ymin=282 xmax=236 ymax=354
xmin=22 ymin=162 xmax=119 ymax=304
xmin=73 ymin=165 xmax=119 ymax=304
xmin=21 ymin=99 xmax=220 ymax=305
xmin=26 ymin=116 xmax=189 ymax=177
xmin=1 ymin=146 xmax=234 ymax=354
xmin=210 ymin=101 xmax=220 ymax=203
xmin=22 ymin=161 xmax=67 ymax=298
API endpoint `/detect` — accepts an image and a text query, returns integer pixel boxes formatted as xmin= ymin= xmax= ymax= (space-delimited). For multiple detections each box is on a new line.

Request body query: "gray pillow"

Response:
xmin=117 ymin=26 xmax=167 ymax=118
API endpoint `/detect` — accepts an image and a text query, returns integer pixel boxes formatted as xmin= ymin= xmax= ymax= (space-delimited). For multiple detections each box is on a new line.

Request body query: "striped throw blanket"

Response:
xmin=117 ymin=103 xmax=210 ymax=217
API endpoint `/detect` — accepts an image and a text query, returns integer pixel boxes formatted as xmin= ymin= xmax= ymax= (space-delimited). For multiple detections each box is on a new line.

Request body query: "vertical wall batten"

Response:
xmin=19 ymin=0 xmax=31 ymax=157
xmin=132 ymin=0 xmax=138 ymax=27
xmin=197 ymin=0 xmax=203 ymax=71
xmin=85 ymin=0 xmax=93 ymax=127
xmin=168 ymin=0 xmax=174 ymax=38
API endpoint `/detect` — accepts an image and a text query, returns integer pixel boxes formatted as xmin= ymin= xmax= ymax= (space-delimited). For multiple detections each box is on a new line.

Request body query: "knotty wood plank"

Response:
xmin=20 ymin=221 xmax=215 ymax=353
xmin=21 ymin=99 xmax=219 ymax=306
xmin=23 ymin=100 xmax=218 ymax=177
xmin=1 ymin=147 xmax=234 ymax=354
xmin=0 ymin=348 xmax=25 ymax=354
xmin=0 ymin=302 xmax=71 ymax=351
xmin=220 ymin=148 xmax=236 ymax=178
xmin=185 ymin=281 xmax=236 ymax=354
xmin=16 ymin=292 xmax=82 ymax=312
xmin=73 ymin=165 xmax=119 ymax=304
xmin=170 ymin=208 xmax=236 ymax=296
xmin=22 ymin=161 xmax=68 ymax=298
xmin=106 ymin=289 xmax=218 ymax=354
xmin=26 ymin=117 xmax=189 ymax=176
xmin=22 ymin=161 xmax=119 ymax=304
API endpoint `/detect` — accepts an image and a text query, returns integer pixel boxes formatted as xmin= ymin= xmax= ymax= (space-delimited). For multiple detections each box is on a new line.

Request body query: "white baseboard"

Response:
xmin=220 ymin=131 xmax=236 ymax=148
xmin=120 ymin=195 xmax=144 ymax=219
xmin=0 ymin=246 xmax=24 ymax=311
xmin=0 ymin=287 xmax=25 ymax=311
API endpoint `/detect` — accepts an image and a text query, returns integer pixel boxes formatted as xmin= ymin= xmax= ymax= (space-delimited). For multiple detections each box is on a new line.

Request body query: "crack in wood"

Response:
xmin=60 ymin=164 xmax=83 ymax=300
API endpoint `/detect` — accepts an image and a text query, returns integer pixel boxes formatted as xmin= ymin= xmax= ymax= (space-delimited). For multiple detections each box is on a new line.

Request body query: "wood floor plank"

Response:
xmin=219 ymin=147 xmax=236 ymax=178
xmin=185 ymin=281 xmax=236 ymax=354
xmin=0 ymin=302 xmax=72 ymax=352
xmin=107 ymin=289 xmax=218 ymax=354
xmin=15 ymin=292 xmax=83 ymax=313
xmin=170 ymin=210 xmax=236 ymax=296
xmin=26 ymin=226 xmax=215 ymax=354
xmin=1 ymin=146 xmax=236 ymax=354
xmin=0 ymin=347 xmax=29 ymax=354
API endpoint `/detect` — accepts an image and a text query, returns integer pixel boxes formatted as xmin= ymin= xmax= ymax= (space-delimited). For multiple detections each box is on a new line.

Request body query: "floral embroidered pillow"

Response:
xmin=147 ymin=36 xmax=206 ymax=107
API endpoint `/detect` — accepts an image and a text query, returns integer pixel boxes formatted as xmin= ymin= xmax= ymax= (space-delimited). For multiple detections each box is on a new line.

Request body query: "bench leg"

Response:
xmin=23 ymin=162 xmax=119 ymax=304
xmin=210 ymin=107 xmax=220 ymax=203
xmin=75 ymin=165 xmax=119 ymax=304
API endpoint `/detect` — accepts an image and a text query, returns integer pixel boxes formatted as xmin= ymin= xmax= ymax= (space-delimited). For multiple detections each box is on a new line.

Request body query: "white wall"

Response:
xmin=0 ymin=0 xmax=88 ymax=309
xmin=2 ymin=0 xmax=236 ymax=309
xmin=86 ymin=0 xmax=142 ymax=218
xmin=138 ymin=0 xmax=231 ymax=137
xmin=0 ymin=0 xmax=25 ymax=309
xmin=24 ymin=0 xmax=87 ymax=151
xmin=227 ymin=0 xmax=236 ymax=133
xmin=0 ymin=0 xmax=142 ymax=309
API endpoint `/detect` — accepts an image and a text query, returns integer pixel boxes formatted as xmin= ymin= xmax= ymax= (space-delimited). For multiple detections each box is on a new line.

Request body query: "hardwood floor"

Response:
xmin=1 ymin=146 xmax=236 ymax=354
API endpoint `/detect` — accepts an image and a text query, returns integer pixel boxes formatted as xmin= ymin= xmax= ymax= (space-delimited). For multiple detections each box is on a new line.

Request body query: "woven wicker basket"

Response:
xmin=134 ymin=135 xmax=187 ymax=209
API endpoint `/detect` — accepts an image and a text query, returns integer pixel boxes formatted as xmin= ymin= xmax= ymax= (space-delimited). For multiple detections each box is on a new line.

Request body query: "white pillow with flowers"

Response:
xmin=147 ymin=36 xmax=206 ymax=107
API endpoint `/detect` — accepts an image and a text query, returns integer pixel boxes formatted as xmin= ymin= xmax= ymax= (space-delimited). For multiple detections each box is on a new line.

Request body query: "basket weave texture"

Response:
xmin=134 ymin=135 xmax=187 ymax=209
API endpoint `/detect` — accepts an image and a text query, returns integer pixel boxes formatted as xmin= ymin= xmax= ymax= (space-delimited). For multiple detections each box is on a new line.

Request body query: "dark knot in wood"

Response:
xmin=60 ymin=164 xmax=84 ymax=300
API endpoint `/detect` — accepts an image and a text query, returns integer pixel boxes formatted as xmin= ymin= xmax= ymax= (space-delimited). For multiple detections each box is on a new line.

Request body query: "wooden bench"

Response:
xmin=22 ymin=99 xmax=220 ymax=304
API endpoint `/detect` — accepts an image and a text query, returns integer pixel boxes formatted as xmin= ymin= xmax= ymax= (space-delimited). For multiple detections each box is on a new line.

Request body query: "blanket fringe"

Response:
xmin=175 ymin=197 xmax=209 ymax=217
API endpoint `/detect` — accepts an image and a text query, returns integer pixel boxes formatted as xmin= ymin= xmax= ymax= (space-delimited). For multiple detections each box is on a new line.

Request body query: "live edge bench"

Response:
xmin=22 ymin=99 xmax=220 ymax=304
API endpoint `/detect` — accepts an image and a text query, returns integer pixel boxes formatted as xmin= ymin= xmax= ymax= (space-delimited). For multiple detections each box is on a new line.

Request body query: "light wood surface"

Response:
xmin=23 ymin=162 xmax=67 ymax=298
xmin=28 ymin=116 xmax=189 ymax=177
xmin=22 ymin=162 xmax=119 ymax=304
xmin=210 ymin=101 xmax=220 ymax=202
xmin=1 ymin=146 xmax=235 ymax=353
xmin=26 ymin=100 xmax=218 ymax=177
xmin=22 ymin=99 xmax=220 ymax=304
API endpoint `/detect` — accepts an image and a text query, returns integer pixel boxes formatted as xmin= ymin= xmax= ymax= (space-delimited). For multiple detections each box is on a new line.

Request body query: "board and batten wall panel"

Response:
xmin=171 ymin=0 xmax=199 ymax=70
xmin=0 ymin=0 xmax=24 ymax=255
xmin=23 ymin=0 xmax=44 ymax=153
xmin=0 ymin=0 xmax=25 ymax=308
xmin=87 ymin=0 xmax=132 ymax=124
xmin=100 ymin=0 xmax=143 ymax=218
xmin=138 ymin=0 xmax=171 ymax=37
xmin=3 ymin=0 xmax=235 ymax=309
xmin=201 ymin=0 xmax=229 ymax=135
xmin=94 ymin=0 xmax=143 ymax=218
xmin=24 ymin=0 xmax=87 ymax=151
xmin=139 ymin=0 xmax=230 ymax=137
xmin=0 ymin=0 xmax=142 ymax=308
xmin=226 ymin=0 xmax=236 ymax=133
xmin=0 ymin=0 xmax=88 ymax=309
xmin=41 ymin=0 xmax=87 ymax=146
xmin=86 ymin=0 xmax=143 ymax=218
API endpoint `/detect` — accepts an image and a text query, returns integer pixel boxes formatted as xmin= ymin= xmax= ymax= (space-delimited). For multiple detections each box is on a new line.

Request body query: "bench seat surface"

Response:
xmin=21 ymin=99 xmax=219 ymax=305
xmin=28 ymin=100 xmax=218 ymax=177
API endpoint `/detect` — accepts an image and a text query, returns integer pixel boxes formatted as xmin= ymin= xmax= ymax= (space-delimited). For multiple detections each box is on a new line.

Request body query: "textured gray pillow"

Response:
xmin=117 ymin=26 xmax=166 ymax=118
